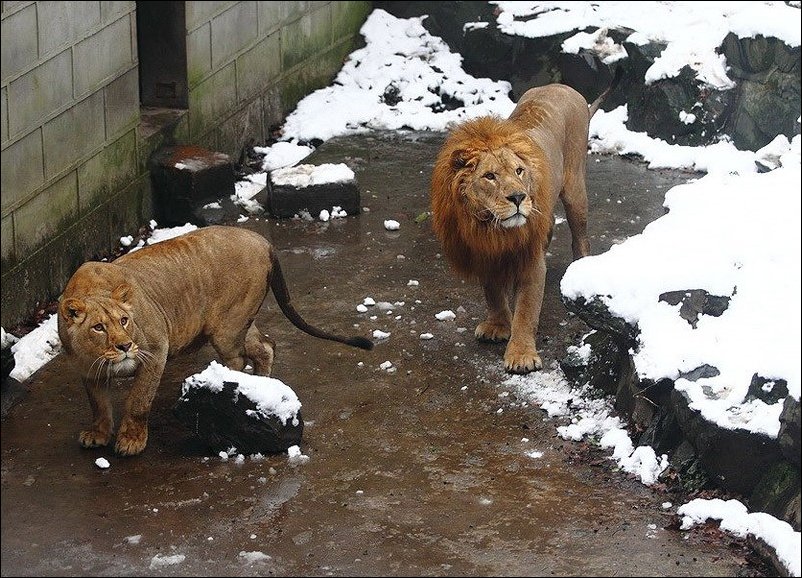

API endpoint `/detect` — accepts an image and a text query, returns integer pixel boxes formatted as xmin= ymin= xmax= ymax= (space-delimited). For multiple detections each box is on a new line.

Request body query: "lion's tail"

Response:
xmin=269 ymin=251 xmax=374 ymax=351
xmin=588 ymin=66 xmax=623 ymax=117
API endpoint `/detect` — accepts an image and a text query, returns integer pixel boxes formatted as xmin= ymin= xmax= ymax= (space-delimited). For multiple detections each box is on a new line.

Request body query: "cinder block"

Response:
xmin=211 ymin=1 xmax=257 ymax=68
xmin=100 ymin=0 xmax=134 ymax=24
xmin=236 ymin=31 xmax=280 ymax=103
xmin=150 ymin=145 xmax=235 ymax=226
xmin=1 ymin=129 xmax=44 ymax=213
xmin=186 ymin=1 xmax=236 ymax=32
xmin=42 ymin=91 xmax=105 ymax=179
xmin=188 ymin=63 xmax=236 ymax=139
xmin=8 ymin=49 xmax=73 ymax=137
xmin=14 ymin=172 xmax=79 ymax=253
xmin=281 ymin=6 xmax=331 ymax=72
xmin=1 ymin=86 xmax=8 ymax=144
xmin=258 ymin=1 xmax=281 ymax=36
xmin=187 ymin=22 xmax=212 ymax=88
xmin=73 ymin=15 xmax=132 ymax=97
xmin=104 ymin=67 xmax=140 ymax=139
xmin=1 ymin=4 xmax=37 ymax=83
xmin=77 ymin=129 xmax=138 ymax=212
xmin=1 ymin=213 xmax=14 ymax=264
xmin=37 ymin=0 xmax=101 ymax=58
xmin=267 ymin=163 xmax=360 ymax=218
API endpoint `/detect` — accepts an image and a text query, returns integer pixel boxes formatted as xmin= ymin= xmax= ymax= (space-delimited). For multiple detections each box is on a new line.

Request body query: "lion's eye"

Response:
xmin=516 ymin=167 xmax=524 ymax=176
xmin=120 ymin=317 xmax=129 ymax=327
xmin=483 ymin=172 xmax=496 ymax=181
xmin=92 ymin=323 xmax=105 ymax=332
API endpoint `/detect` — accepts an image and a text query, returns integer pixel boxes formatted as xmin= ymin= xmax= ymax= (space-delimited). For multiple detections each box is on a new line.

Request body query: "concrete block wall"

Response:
xmin=185 ymin=0 xmax=371 ymax=157
xmin=1 ymin=1 xmax=371 ymax=329
xmin=1 ymin=0 xmax=148 ymax=328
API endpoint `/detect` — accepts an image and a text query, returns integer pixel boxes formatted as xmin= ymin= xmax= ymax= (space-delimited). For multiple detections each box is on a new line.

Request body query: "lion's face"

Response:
xmin=461 ymin=147 xmax=535 ymax=229
xmin=60 ymin=283 xmax=141 ymax=378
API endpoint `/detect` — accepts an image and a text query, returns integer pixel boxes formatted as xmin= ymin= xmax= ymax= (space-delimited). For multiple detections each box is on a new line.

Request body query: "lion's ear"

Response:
xmin=111 ymin=283 xmax=133 ymax=305
xmin=61 ymin=298 xmax=86 ymax=324
xmin=450 ymin=149 xmax=474 ymax=171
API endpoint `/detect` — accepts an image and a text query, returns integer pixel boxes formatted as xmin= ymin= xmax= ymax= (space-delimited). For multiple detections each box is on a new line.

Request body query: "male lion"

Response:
xmin=431 ymin=79 xmax=617 ymax=374
xmin=58 ymin=225 xmax=373 ymax=456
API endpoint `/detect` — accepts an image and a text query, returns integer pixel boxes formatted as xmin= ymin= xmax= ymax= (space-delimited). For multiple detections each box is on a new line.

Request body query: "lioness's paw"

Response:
xmin=475 ymin=321 xmax=511 ymax=343
xmin=79 ymin=429 xmax=111 ymax=448
xmin=503 ymin=347 xmax=543 ymax=374
xmin=115 ymin=421 xmax=148 ymax=456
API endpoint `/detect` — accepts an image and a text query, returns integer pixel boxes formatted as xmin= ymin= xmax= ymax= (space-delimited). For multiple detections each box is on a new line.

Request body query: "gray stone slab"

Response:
xmin=267 ymin=168 xmax=360 ymax=219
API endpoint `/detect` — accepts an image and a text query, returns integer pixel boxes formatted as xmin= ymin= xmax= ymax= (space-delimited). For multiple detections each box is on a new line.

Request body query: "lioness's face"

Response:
xmin=62 ymin=295 xmax=141 ymax=377
xmin=463 ymin=148 xmax=534 ymax=229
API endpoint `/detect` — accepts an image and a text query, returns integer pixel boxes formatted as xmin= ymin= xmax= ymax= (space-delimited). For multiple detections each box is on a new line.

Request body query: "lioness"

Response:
xmin=431 ymin=78 xmax=617 ymax=374
xmin=58 ymin=225 xmax=373 ymax=456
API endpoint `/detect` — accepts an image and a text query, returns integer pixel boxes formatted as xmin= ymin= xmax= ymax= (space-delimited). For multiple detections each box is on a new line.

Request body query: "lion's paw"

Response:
xmin=504 ymin=346 xmax=543 ymax=374
xmin=115 ymin=421 xmax=148 ymax=456
xmin=475 ymin=321 xmax=511 ymax=343
xmin=79 ymin=429 xmax=111 ymax=448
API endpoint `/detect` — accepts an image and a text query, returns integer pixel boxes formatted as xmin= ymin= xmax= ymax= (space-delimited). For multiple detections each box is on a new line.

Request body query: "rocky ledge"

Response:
xmin=561 ymin=293 xmax=801 ymax=532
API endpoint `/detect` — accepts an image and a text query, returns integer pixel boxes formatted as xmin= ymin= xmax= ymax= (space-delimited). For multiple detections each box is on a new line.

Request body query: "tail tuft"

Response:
xmin=346 ymin=336 xmax=375 ymax=351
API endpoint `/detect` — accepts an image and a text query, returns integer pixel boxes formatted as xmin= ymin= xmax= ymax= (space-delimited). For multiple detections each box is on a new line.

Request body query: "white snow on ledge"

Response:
xmin=491 ymin=1 xmax=801 ymax=88
xmin=561 ymin=151 xmax=801 ymax=437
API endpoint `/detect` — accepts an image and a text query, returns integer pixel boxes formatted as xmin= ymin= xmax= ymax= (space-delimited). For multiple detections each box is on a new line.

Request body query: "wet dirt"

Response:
xmin=1 ymin=132 xmax=761 ymax=576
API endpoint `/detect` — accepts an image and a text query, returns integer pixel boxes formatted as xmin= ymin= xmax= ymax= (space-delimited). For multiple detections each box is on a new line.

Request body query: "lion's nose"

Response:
xmin=116 ymin=342 xmax=133 ymax=353
xmin=507 ymin=193 xmax=526 ymax=207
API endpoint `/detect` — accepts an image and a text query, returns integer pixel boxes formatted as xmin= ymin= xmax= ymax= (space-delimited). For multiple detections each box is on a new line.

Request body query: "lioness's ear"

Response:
xmin=61 ymin=298 xmax=86 ymax=324
xmin=112 ymin=283 xmax=133 ymax=305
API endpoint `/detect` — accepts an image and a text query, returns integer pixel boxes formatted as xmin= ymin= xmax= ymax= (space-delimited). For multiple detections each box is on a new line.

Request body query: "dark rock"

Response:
xmin=638 ymin=403 xmax=684 ymax=456
xmin=778 ymin=396 xmax=801 ymax=466
xmin=679 ymin=364 xmax=720 ymax=382
xmin=720 ymin=33 xmax=801 ymax=151
xmin=1 ymin=337 xmax=26 ymax=420
xmin=749 ymin=533 xmax=798 ymax=578
xmin=747 ymin=374 xmax=790 ymax=405
xmin=626 ymin=64 xmax=734 ymax=147
xmin=375 ymin=1 xmax=496 ymax=57
xmin=382 ymin=83 xmax=402 ymax=106
xmin=173 ymin=380 xmax=303 ymax=455
xmin=378 ymin=2 xmax=799 ymax=151
xmin=1 ymin=338 xmax=15 ymax=383
xmin=561 ymin=295 xmax=639 ymax=343
xmin=749 ymin=462 xmax=801 ymax=532
xmin=658 ymin=289 xmax=731 ymax=328
xmin=266 ymin=167 xmax=361 ymax=219
xmin=150 ymin=145 xmax=236 ymax=226
xmin=670 ymin=440 xmax=712 ymax=493
xmin=560 ymin=330 xmax=627 ymax=396
xmin=672 ymin=388 xmax=784 ymax=495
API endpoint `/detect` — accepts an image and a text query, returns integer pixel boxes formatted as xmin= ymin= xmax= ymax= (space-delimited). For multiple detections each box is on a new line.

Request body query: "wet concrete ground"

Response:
xmin=1 ymin=132 xmax=760 ymax=576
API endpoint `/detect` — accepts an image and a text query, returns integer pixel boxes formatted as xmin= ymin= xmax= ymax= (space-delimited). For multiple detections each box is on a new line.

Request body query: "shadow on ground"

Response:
xmin=1 ymin=132 xmax=763 ymax=576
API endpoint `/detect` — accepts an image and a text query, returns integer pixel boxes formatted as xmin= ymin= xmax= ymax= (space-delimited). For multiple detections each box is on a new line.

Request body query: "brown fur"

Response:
xmin=58 ymin=226 xmax=372 ymax=456
xmin=431 ymin=84 xmax=601 ymax=373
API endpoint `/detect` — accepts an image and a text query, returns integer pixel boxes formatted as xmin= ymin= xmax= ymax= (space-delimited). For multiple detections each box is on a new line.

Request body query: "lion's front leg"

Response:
xmin=115 ymin=350 xmax=167 ymax=456
xmin=475 ymin=280 xmax=512 ymax=342
xmin=504 ymin=255 xmax=546 ymax=374
xmin=79 ymin=377 xmax=114 ymax=448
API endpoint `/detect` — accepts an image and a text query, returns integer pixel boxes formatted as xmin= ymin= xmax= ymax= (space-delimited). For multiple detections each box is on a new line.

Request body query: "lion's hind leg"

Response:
xmin=245 ymin=323 xmax=275 ymax=376
xmin=561 ymin=165 xmax=591 ymax=260
xmin=209 ymin=325 xmax=250 ymax=372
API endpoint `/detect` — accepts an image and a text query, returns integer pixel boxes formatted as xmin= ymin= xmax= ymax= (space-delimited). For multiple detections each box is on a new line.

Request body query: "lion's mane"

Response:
xmin=430 ymin=116 xmax=552 ymax=283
